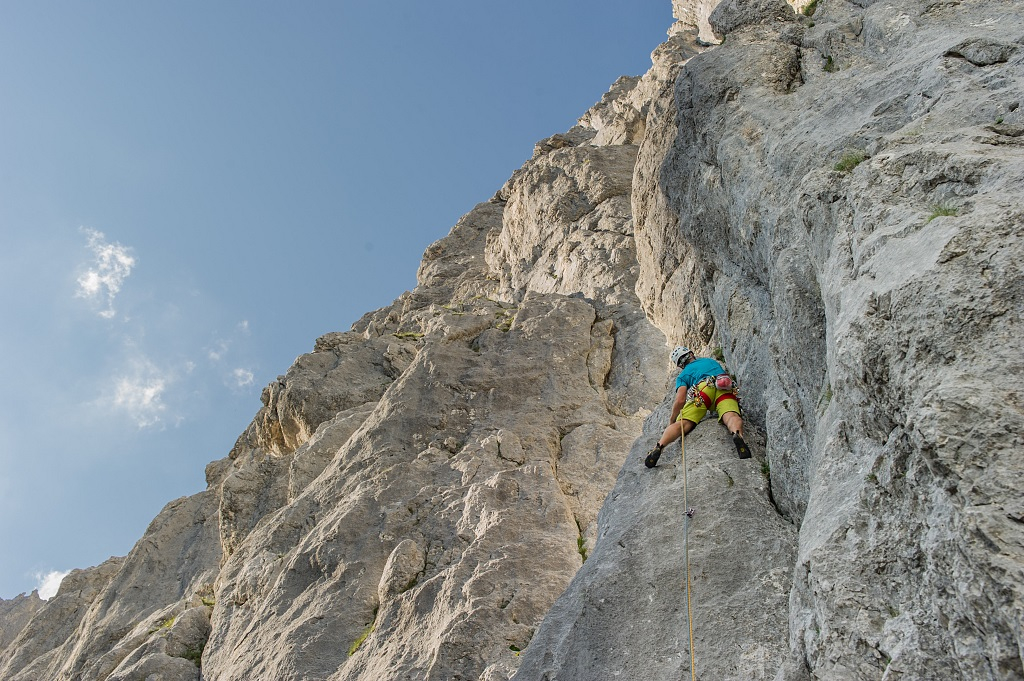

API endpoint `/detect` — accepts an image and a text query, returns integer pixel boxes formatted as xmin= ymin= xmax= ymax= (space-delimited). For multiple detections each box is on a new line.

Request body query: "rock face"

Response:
xmin=0 ymin=593 xmax=42 ymax=653
xmin=629 ymin=0 xmax=1024 ymax=676
xmin=0 ymin=490 xmax=222 ymax=681
xmin=511 ymin=401 xmax=795 ymax=681
xmin=1 ymin=0 xmax=1022 ymax=679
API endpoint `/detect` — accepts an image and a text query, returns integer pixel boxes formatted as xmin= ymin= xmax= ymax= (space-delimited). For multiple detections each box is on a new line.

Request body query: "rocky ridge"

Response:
xmin=0 ymin=593 xmax=42 ymax=654
xmin=1 ymin=0 xmax=1022 ymax=679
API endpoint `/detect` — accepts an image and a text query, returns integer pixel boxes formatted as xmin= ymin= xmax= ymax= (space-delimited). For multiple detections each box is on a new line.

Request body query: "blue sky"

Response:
xmin=0 ymin=1 xmax=672 ymax=599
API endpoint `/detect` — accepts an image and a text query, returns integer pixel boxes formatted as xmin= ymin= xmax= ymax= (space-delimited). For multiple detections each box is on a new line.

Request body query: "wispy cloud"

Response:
xmin=105 ymin=357 xmax=174 ymax=428
xmin=76 ymin=228 xmax=135 ymax=319
xmin=207 ymin=340 xmax=230 ymax=362
xmin=207 ymin=321 xmax=255 ymax=388
xmin=232 ymin=368 xmax=255 ymax=389
xmin=113 ymin=377 xmax=166 ymax=428
xmin=206 ymin=321 xmax=249 ymax=361
xmin=34 ymin=570 xmax=69 ymax=600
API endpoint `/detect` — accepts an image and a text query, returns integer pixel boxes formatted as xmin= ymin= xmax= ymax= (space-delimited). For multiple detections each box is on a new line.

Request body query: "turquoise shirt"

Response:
xmin=675 ymin=357 xmax=725 ymax=390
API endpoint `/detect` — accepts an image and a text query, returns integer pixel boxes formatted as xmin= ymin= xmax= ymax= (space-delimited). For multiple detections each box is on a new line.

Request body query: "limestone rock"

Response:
xmin=4 ymin=0 xmax=1022 ymax=679
xmin=708 ymin=0 xmax=797 ymax=40
xmin=0 ymin=591 xmax=43 ymax=653
xmin=487 ymin=142 xmax=641 ymax=308
xmin=415 ymin=200 xmax=503 ymax=303
xmin=377 ymin=539 xmax=425 ymax=603
xmin=578 ymin=77 xmax=646 ymax=146
xmin=673 ymin=0 xmax=727 ymax=44
xmin=556 ymin=422 xmax=638 ymax=554
xmin=630 ymin=0 xmax=1024 ymax=676
xmin=0 ymin=489 xmax=220 ymax=681
xmin=201 ymin=284 xmax=666 ymax=680
xmin=945 ymin=37 xmax=1017 ymax=67
xmin=235 ymin=332 xmax=404 ymax=457
xmin=513 ymin=397 xmax=795 ymax=680
xmin=192 ymin=58 xmax=670 ymax=676
xmin=0 ymin=557 xmax=124 ymax=679
xmin=106 ymin=605 xmax=211 ymax=681
xmin=288 ymin=400 xmax=378 ymax=499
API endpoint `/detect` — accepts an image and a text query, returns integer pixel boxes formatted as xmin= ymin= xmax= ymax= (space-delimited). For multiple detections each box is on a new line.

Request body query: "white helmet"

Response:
xmin=670 ymin=346 xmax=693 ymax=367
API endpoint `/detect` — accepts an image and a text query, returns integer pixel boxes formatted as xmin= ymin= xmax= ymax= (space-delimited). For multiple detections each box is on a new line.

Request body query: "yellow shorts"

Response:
xmin=677 ymin=378 xmax=740 ymax=424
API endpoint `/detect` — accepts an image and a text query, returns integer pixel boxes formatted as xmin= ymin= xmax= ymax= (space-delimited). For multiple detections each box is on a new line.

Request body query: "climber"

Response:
xmin=644 ymin=345 xmax=750 ymax=467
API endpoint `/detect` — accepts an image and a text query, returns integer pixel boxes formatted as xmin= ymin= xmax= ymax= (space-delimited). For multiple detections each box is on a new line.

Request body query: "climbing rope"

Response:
xmin=681 ymin=432 xmax=697 ymax=681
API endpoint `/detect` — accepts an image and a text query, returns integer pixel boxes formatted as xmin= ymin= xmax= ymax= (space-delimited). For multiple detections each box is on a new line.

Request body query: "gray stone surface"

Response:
xmin=2 ymin=0 xmax=1022 ymax=678
xmin=0 ymin=591 xmax=42 ymax=654
xmin=202 ymin=287 xmax=665 ymax=680
xmin=631 ymin=0 xmax=1024 ymax=676
xmin=194 ymin=59 xmax=670 ymax=679
xmin=0 ymin=490 xmax=220 ymax=680
xmin=709 ymin=0 xmax=797 ymax=39
xmin=512 ymin=397 xmax=795 ymax=681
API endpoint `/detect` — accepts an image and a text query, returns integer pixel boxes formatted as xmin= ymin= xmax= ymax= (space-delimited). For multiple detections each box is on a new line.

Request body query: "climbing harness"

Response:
xmin=691 ymin=375 xmax=739 ymax=416
xmin=681 ymin=431 xmax=697 ymax=681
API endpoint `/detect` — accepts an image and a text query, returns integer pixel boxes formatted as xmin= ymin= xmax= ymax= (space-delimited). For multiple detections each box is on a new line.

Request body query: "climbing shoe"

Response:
xmin=733 ymin=433 xmax=751 ymax=459
xmin=644 ymin=444 xmax=664 ymax=468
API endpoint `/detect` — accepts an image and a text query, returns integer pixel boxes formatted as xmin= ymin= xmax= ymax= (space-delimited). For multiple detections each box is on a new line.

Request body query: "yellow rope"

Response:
xmin=682 ymin=432 xmax=697 ymax=681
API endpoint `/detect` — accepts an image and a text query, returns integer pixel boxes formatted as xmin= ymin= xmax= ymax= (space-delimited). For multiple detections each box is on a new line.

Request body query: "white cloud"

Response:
xmin=102 ymin=357 xmax=175 ymax=428
xmin=232 ymin=368 xmax=255 ymax=389
xmin=113 ymin=374 xmax=167 ymax=428
xmin=207 ymin=322 xmax=251 ymax=363
xmin=207 ymin=339 xmax=230 ymax=362
xmin=34 ymin=570 xmax=70 ymax=600
xmin=76 ymin=228 xmax=135 ymax=318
